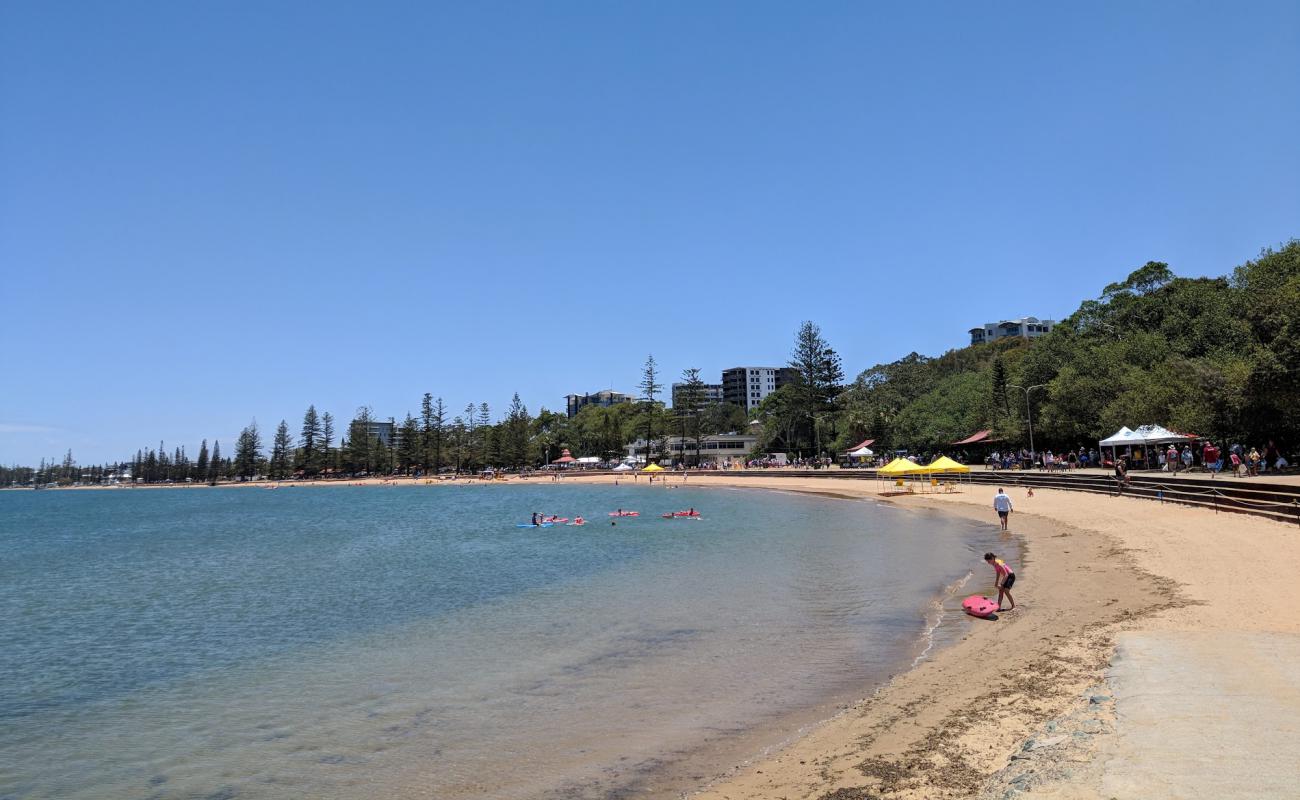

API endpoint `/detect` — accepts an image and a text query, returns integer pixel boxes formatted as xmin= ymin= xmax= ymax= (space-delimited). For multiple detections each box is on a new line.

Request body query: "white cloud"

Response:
xmin=0 ymin=423 xmax=60 ymax=434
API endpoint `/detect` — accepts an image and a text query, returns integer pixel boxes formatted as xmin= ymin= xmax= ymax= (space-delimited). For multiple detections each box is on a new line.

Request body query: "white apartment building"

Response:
xmin=969 ymin=316 xmax=1056 ymax=345
xmin=721 ymin=366 xmax=795 ymax=412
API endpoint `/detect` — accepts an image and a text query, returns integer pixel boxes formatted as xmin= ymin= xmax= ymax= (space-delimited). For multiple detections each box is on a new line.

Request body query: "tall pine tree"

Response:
xmin=788 ymin=321 xmax=844 ymax=456
xmin=233 ymin=422 xmax=263 ymax=480
xmin=208 ymin=440 xmax=222 ymax=483
xmin=269 ymin=420 xmax=294 ymax=479
xmin=321 ymin=412 xmax=335 ymax=474
xmin=299 ymin=405 xmax=322 ymax=476
xmin=639 ymin=354 xmax=663 ymax=463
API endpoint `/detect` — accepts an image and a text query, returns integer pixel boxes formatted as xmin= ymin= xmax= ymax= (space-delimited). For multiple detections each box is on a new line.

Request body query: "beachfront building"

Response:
xmin=670 ymin=382 xmax=724 ymax=409
xmin=359 ymin=419 xmax=397 ymax=447
xmin=624 ymin=433 xmax=759 ymax=466
xmin=721 ymin=367 xmax=796 ymax=412
xmin=565 ymin=390 xmax=632 ymax=418
xmin=969 ymin=316 xmax=1056 ymax=345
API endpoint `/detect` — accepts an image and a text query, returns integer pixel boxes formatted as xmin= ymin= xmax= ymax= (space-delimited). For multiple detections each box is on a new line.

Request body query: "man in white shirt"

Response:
xmin=993 ymin=488 xmax=1013 ymax=530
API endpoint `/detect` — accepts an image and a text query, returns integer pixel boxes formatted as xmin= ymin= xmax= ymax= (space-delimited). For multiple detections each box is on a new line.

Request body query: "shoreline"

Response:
xmin=12 ymin=472 xmax=1298 ymax=797
xmin=544 ymin=473 xmax=1299 ymax=798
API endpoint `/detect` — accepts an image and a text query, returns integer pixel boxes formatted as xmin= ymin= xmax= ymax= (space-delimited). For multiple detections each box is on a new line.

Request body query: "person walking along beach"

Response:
xmin=984 ymin=552 xmax=1016 ymax=612
xmin=993 ymin=488 xmax=1013 ymax=531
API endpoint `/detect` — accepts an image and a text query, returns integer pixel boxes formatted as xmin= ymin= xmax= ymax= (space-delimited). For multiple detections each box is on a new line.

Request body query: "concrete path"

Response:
xmin=1102 ymin=630 xmax=1300 ymax=799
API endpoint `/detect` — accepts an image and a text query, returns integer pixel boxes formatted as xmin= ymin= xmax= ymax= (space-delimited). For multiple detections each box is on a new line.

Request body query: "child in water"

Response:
xmin=984 ymin=552 xmax=1016 ymax=612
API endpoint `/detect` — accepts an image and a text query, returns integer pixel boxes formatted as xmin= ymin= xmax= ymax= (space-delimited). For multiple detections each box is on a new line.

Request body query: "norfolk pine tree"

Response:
xmin=269 ymin=420 xmax=294 ymax=479
xmin=639 ymin=354 xmax=663 ymax=464
xmin=299 ymin=405 xmax=322 ymax=476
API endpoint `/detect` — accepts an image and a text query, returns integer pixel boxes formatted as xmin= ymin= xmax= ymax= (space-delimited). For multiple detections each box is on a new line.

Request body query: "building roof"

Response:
xmin=952 ymin=429 xmax=996 ymax=445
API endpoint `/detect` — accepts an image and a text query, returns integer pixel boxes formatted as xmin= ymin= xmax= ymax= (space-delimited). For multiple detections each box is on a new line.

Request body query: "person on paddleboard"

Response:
xmin=984 ymin=552 xmax=1016 ymax=612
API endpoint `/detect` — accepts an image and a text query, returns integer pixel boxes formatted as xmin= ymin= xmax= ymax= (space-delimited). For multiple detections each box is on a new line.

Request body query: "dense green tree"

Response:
xmin=321 ymin=412 xmax=336 ymax=474
xmin=343 ymin=407 xmax=375 ymax=475
xmin=420 ymin=394 xmax=447 ymax=473
xmin=639 ymin=354 xmax=663 ymax=463
xmin=233 ymin=421 xmax=263 ymax=480
xmin=208 ymin=440 xmax=222 ymax=483
xmin=269 ymin=420 xmax=293 ymax=479
xmin=299 ymin=405 xmax=322 ymax=476
xmin=787 ymin=321 xmax=844 ymax=456
xmin=397 ymin=413 xmax=421 ymax=474
xmin=503 ymin=393 xmax=531 ymax=468
xmin=676 ymin=367 xmax=707 ymax=465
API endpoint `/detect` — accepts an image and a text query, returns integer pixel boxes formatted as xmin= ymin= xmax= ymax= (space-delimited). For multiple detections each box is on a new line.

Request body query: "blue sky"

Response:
xmin=2 ymin=1 xmax=1298 ymax=465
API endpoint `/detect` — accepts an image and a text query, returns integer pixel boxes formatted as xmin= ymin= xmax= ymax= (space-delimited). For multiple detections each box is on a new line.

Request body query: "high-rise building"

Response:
xmin=969 ymin=317 xmax=1056 ymax=345
xmin=721 ymin=367 xmax=796 ymax=412
xmin=670 ymin=382 xmax=724 ymax=409
xmin=362 ymin=419 xmax=396 ymax=447
xmin=564 ymin=390 xmax=632 ymax=418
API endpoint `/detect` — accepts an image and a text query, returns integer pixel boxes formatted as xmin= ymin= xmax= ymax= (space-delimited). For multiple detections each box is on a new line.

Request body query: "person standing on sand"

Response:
xmin=1114 ymin=457 xmax=1129 ymax=494
xmin=993 ymin=488 xmax=1013 ymax=530
xmin=984 ymin=552 xmax=1016 ymax=611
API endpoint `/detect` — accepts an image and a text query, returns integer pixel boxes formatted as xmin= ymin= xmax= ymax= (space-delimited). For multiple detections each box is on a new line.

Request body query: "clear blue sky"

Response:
xmin=2 ymin=1 xmax=1298 ymax=465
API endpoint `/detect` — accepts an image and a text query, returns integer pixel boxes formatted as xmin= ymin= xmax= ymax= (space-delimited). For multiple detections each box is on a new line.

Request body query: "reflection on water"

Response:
xmin=0 ymin=485 xmax=1011 ymax=799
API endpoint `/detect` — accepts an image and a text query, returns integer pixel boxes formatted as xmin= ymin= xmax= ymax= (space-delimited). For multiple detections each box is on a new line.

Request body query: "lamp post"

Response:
xmin=1007 ymin=384 xmax=1047 ymax=460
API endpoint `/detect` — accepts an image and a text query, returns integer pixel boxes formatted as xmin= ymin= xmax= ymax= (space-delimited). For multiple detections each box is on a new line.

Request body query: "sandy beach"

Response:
xmin=544 ymin=472 xmax=1300 ymax=799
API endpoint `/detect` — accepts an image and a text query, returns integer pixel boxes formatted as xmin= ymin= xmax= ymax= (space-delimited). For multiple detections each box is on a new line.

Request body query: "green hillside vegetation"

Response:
xmin=817 ymin=240 xmax=1299 ymax=455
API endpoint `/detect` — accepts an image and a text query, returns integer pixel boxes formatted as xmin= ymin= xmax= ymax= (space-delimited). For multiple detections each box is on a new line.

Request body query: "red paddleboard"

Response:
xmin=962 ymin=595 xmax=999 ymax=618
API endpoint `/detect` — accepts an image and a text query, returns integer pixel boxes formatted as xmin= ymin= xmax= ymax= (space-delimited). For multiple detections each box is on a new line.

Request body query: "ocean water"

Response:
xmin=0 ymin=483 xmax=1013 ymax=799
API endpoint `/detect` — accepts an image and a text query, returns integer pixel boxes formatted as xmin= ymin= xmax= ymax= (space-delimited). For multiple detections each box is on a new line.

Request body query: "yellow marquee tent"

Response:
xmin=923 ymin=456 xmax=971 ymax=474
xmin=877 ymin=457 xmax=925 ymax=475
xmin=641 ymin=463 xmax=665 ymax=472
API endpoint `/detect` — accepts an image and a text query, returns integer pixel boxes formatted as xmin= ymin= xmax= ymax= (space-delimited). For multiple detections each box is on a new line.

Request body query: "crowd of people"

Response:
xmin=987 ymin=448 xmax=1099 ymax=471
xmin=984 ymin=440 xmax=1290 ymax=478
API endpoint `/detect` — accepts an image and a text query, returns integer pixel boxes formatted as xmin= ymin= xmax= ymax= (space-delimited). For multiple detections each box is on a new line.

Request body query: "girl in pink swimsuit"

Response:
xmin=984 ymin=552 xmax=1016 ymax=611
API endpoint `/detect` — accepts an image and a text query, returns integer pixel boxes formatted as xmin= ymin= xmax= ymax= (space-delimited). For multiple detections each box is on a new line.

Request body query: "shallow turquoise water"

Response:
xmin=0 ymin=483 xmax=1011 ymax=799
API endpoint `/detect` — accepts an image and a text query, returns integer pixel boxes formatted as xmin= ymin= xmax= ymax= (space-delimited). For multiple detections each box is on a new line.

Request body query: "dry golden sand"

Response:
xmin=552 ymin=472 xmax=1300 ymax=799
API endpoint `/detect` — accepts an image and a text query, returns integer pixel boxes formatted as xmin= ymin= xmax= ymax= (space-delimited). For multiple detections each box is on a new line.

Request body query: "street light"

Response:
xmin=1007 ymin=384 xmax=1047 ymax=459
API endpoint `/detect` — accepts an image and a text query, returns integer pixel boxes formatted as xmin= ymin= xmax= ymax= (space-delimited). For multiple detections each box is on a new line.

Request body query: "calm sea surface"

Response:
xmin=0 ymin=483 xmax=1013 ymax=799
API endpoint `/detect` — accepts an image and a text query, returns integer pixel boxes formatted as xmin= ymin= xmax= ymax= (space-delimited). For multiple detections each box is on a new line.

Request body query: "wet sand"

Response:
xmin=554 ymin=472 xmax=1300 ymax=799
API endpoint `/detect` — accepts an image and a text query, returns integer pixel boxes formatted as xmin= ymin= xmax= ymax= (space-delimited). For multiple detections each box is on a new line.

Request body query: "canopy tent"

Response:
xmin=952 ymin=430 xmax=996 ymax=445
xmin=574 ymin=456 xmax=601 ymax=465
xmin=641 ymin=463 xmax=665 ymax=472
xmin=849 ymin=446 xmax=874 ymax=457
xmin=875 ymin=457 xmax=925 ymax=494
xmin=1132 ymin=424 xmax=1196 ymax=445
xmin=877 ymin=457 xmax=925 ymax=475
xmin=612 ymin=463 xmax=634 ymax=472
xmin=844 ymin=438 xmax=876 ymax=453
xmin=1098 ymin=426 xmax=1137 ymax=447
xmin=1099 ymin=425 xmax=1196 ymax=469
xmin=923 ymin=455 xmax=970 ymax=473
